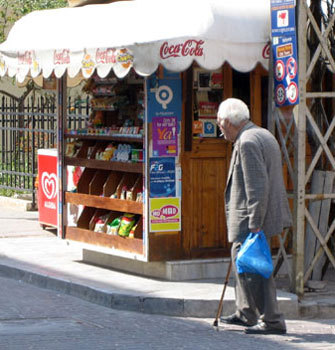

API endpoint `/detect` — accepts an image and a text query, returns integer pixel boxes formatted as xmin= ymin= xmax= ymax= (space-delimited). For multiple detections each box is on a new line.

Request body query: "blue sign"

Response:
xmin=272 ymin=35 xmax=299 ymax=106
xmin=147 ymin=76 xmax=182 ymax=122
xmin=163 ymin=68 xmax=180 ymax=79
xmin=271 ymin=0 xmax=296 ymax=35
xmin=149 ymin=157 xmax=176 ymax=198
xmin=271 ymin=0 xmax=299 ymax=107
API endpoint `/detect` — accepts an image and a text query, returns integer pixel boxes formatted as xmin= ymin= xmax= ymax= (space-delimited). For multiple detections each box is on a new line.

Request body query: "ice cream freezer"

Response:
xmin=37 ymin=148 xmax=58 ymax=229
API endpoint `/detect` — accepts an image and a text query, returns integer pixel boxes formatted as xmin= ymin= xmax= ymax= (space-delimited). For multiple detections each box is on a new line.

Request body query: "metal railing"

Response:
xmin=0 ymin=94 xmax=90 ymax=208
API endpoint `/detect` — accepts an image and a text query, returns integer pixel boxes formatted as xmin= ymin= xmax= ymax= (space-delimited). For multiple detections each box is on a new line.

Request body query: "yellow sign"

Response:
xmin=149 ymin=197 xmax=181 ymax=232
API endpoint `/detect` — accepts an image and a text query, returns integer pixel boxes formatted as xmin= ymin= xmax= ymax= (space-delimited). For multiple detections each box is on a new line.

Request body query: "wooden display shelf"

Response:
xmin=65 ymin=133 xmax=143 ymax=144
xmin=65 ymin=157 xmax=143 ymax=173
xmin=65 ymin=226 xmax=144 ymax=255
xmin=66 ymin=192 xmax=143 ymax=214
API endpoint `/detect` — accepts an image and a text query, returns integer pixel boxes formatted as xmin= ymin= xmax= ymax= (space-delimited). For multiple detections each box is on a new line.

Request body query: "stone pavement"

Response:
xmin=1 ymin=276 xmax=335 ymax=350
xmin=0 ymin=205 xmax=334 ymax=320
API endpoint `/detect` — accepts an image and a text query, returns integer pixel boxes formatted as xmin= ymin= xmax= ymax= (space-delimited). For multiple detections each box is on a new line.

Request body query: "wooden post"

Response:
xmin=292 ymin=0 xmax=307 ymax=297
xmin=57 ymin=76 xmax=67 ymax=239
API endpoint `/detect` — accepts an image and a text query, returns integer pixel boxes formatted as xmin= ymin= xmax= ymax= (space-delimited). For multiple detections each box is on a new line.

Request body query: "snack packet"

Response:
xmin=106 ymin=217 xmax=121 ymax=235
xmin=118 ymin=213 xmax=136 ymax=237
xmin=93 ymin=214 xmax=108 ymax=233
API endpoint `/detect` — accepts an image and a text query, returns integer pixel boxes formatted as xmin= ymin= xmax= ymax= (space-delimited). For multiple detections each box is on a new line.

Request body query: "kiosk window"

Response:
xmin=192 ymin=68 xmax=223 ymax=139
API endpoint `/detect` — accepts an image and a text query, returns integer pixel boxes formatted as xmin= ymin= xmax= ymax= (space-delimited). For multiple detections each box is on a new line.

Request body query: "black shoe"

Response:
xmin=244 ymin=322 xmax=287 ymax=335
xmin=220 ymin=314 xmax=253 ymax=327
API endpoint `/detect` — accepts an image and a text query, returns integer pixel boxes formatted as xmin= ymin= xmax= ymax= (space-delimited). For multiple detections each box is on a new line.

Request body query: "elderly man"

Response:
xmin=217 ymin=98 xmax=292 ymax=335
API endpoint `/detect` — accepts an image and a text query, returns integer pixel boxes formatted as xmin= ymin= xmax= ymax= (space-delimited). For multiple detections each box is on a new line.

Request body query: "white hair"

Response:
xmin=217 ymin=98 xmax=250 ymax=126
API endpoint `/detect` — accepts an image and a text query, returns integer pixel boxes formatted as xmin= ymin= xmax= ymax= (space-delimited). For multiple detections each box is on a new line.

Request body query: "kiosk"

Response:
xmin=0 ymin=0 xmax=274 ymax=278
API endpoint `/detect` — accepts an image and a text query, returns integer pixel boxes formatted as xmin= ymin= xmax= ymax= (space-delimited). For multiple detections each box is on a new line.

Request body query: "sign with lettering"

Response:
xmin=159 ymin=39 xmax=204 ymax=59
xmin=271 ymin=0 xmax=296 ymax=35
xmin=147 ymin=77 xmax=182 ymax=122
xmin=149 ymin=197 xmax=181 ymax=232
xmin=149 ymin=157 xmax=176 ymax=198
xmin=54 ymin=49 xmax=70 ymax=65
xmin=152 ymin=116 xmax=178 ymax=157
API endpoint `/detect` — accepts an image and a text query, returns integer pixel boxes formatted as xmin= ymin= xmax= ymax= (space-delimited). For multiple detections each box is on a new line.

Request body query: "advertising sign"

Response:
xmin=147 ymin=77 xmax=182 ymax=122
xmin=149 ymin=157 xmax=176 ymax=198
xmin=152 ymin=116 xmax=178 ymax=157
xmin=271 ymin=0 xmax=299 ymax=107
xmin=37 ymin=149 xmax=58 ymax=227
xmin=149 ymin=197 xmax=181 ymax=232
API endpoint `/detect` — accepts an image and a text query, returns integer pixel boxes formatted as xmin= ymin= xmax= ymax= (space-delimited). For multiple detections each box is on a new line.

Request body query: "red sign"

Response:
xmin=262 ymin=43 xmax=270 ymax=59
xmin=152 ymin=205 xmax=179 ymax=218
xmin=160 ymin=40 xmax=204 ymax=59
xmin=38 ymin=150 xmax=58 ymax=227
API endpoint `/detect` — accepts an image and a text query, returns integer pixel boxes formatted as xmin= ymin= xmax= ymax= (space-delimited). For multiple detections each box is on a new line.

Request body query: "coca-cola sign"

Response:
xmin=160 ymin=40 xmax=204 ymax=59
xmin=18 ymin=51 xmax=33 ymax=65
xmin=96 ymin=48 xmax=116 ymax=64
xmin=54 ymin=49 xmax=70 ymax=65
xmin=262 ymin=43 xmax=270 ymax=59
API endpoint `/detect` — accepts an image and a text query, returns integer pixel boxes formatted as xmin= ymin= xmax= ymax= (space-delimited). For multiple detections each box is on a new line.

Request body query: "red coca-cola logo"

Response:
xmin=18 ymin=51 xmax=33 ymax=65
xmin=262 ymin=43 xmax=270 ymax=59
xmin=160 ymin=40 xmax=204 ymax=59
xmin=96 ymin=48 xmax=116 ymax=64
xmin=54 ymin=49 xmax=70 ymax=65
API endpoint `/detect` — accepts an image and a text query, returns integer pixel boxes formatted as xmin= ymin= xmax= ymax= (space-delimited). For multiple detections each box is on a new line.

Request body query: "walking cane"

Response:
xmin=213 ymin=258 xmax=232 ymax=329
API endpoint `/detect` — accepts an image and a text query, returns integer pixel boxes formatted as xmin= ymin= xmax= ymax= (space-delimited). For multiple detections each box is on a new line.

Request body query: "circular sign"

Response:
xmin=155 ymin=85 xmax=173 ymax=110
xmin=275 ymin=60 xmax=285 ymax=81
xmin=286 ymin=57 xmax=297 ymax=79
xmin=287 ymin=82 xmax=298 ymax=104
xmin=275 ymin=84 xmax=286 ymax=105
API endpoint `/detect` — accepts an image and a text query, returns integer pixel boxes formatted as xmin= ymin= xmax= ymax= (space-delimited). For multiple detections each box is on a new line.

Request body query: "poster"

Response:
xmin=149 ymin=197 xmax=181 ymax=232
xmin=147 ymin=77 xmax=182 ymax=122
xmin=152 ymin=116 xmax=178 ymax=157
xmin=149 ymin=157 xmax=176 ymax=198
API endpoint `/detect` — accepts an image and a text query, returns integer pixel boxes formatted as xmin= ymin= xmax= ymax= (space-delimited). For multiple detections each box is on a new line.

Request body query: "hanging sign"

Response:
xmin=271 ymin=0 xmax=299 ymax=107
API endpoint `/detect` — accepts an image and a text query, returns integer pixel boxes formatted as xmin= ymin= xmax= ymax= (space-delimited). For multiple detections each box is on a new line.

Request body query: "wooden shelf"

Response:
xmin=65 ymin=226 xmax=144 ymax=255
xmin=66 ymin=192 xmax=143 ymax=214
xmin=65 ymin=157 xmax=143 ymax=173
xmin=65 ymin=133 xmax=143 ymax=144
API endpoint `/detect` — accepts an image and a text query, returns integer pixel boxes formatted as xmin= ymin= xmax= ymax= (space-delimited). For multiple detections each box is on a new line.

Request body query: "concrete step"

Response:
xmin=83 ymin=249 xmax=291 ymax=281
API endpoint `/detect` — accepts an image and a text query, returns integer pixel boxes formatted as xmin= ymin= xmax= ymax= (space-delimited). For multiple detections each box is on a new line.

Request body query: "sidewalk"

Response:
xmin=0 ymin=205 xmax=334 ymax=319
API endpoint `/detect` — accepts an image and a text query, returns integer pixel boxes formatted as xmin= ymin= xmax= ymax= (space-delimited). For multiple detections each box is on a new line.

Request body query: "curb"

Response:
xmin=0 ymin=196 xmax=36 ymax=211
xmin=0 ymin=262 xmax=301 ymax=319
xmin=0 ymin=263 xmax=234 ymax=318
xmin=299 ymin=298 xmax=335 ymax=319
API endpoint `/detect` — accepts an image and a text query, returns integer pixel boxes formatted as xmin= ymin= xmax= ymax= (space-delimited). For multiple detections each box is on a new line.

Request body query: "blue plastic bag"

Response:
xmin=235 ymin=230 xmax=273 ymax=279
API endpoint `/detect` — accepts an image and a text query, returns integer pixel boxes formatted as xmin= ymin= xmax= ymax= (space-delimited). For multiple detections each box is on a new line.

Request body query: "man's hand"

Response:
xmin=250 ymin=228 xmax=261 ymax=233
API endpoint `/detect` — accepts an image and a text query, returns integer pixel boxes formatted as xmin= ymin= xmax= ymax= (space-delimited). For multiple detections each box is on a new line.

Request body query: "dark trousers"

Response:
xmin=231 ymin=242 xmax=286 ymax=329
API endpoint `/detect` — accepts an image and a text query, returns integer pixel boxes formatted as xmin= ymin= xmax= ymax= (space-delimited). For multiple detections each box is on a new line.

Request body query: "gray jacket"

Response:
xmin=224 ymin=122 xmax=292 ymax=243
